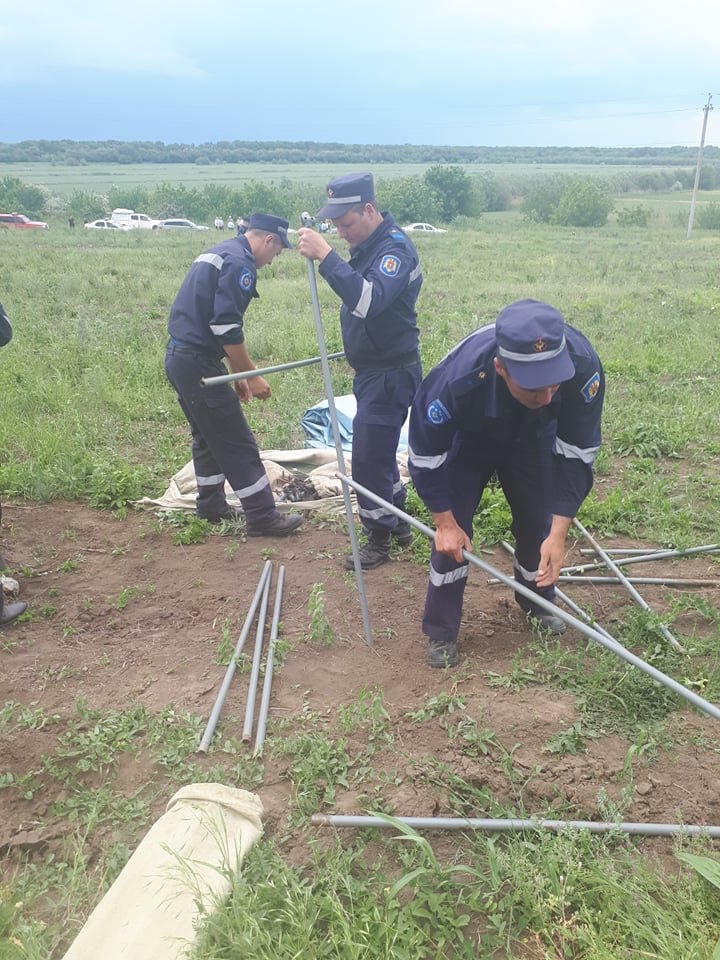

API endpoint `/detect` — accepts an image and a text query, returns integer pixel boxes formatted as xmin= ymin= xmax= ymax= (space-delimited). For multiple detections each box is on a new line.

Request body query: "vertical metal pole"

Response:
xmin=242 ymin=566 xmax=272 ymax=742
xmin=687 ymin=93 xmax=713 ymax=240
xmin=254 ymin=564 xmax=285 ymax=757
xmin=572 ymin=518 xmax=685 ymax=653
xmin=198 ymin=559 xmax=272 ymax=753
xmin=301 ymin=213 xmax=373 ymax=647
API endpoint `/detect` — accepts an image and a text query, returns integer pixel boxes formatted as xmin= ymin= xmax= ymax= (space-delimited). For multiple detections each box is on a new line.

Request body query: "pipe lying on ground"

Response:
xmin=254 ymin=565 xmax=285 ymax=757
xmin=311 ymin=813 xmax=720 ymax=838
xmin=566 ymin=543 xmax=720 ymax=574
xmin=201 ymin=351 xmax=345 ymax=387
xmin=335 ymin=472 xmax=720 ymax=722
xmin=242 ymin=567 xmax=272 ymax=743
xmin=500 ymin=541 xmax=619 ymax=644
xmin=573 ymin=519 xmax=685 ymax=653
xmin=558 ymin=575 xmax=719 ymax=587
xmin=197 ymin=560 xmax=271 ymax=753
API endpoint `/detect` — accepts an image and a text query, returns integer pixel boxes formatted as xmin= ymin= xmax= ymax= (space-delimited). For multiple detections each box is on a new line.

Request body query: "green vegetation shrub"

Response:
xmin=696 ymin=202 xmax=720 ymax=230
xmin=616 ymin=204 xmax=651 ymax=227
xmin=551 ymin=180 xmax=613 ymax=227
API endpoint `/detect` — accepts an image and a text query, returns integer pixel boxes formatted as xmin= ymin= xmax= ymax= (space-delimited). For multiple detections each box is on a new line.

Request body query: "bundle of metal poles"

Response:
xmin=197 ymin=561 xmax=286 ymax=754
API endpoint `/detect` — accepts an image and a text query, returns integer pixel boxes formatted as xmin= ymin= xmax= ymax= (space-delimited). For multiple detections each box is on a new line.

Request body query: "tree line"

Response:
xmin=1 ymin=139 xmax=719 ymax=168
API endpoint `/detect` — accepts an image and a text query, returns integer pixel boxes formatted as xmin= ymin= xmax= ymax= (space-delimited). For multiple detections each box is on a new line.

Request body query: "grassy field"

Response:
xmin=0 ymin=160 xmax=697 ymax=198
xmin=2 ymin=206 xmax=720 ymax=957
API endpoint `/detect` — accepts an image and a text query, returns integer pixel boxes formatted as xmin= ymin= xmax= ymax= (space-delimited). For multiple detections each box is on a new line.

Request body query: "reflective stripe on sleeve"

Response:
xmin=408 ymin=445 xmax=448 ymax=470
xmin=351 ymin=279 xmax=374 ymax=319
xmin=211 ymin=323 xmax=242 ymax=336
xmin=195 ymin=253 xmax=224 ymax=269
xmin=429 ymin=563 xmax=469 ymax=587
xmin=553 ymin=438 xmax=600 ymax=465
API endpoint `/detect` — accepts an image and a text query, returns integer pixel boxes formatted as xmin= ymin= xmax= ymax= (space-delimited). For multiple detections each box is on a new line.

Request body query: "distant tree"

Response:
xmin=423 ymin=165 xmax=478 ymax=220
xmin=376 ymin=176 xmax=442 ymax=223
xmin=475 ymin=171 xmax=510 ymax=212
xmin=522 ymin=175 xmax=571 ymax=223
xmin=108 ymin=186 xmax=152 ymax=214
xmin=0 ymin=175 xmax=47 ymax=216
xmin=696 ymin=202 xmax=720 ymax=229
xmin=551 ymin=180 xmax=613 ymax=227
xmin=67 ymin=190 xmax=108 ymax=221
xmin=616 ymin=204 xmax=651 ymax=227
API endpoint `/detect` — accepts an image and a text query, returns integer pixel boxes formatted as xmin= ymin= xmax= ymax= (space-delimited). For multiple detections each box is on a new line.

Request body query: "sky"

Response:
xmin=1 ymin=0 xmax=717 ymax=148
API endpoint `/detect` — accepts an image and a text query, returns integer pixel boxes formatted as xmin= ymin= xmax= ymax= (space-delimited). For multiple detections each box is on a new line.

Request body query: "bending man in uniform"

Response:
xmin=165 ymin=213 xmax=303 ymax=537
xmin=408 ymin=299 xmax=604 ymax=667
xmin=298 ymin=173 xmax=423 ymax=569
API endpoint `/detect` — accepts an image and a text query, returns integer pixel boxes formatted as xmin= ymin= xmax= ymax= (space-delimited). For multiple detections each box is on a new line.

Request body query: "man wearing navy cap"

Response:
xmin=408 ymin=299 xmax=605 ymax=667
xmin=165 ymin=214 xmax=303 ymax=537
xmin=298 ymin=173 xmax=423 ymax=569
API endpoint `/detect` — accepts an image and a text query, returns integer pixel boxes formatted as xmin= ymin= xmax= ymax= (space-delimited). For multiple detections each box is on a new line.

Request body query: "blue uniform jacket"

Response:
xmin=167 ymin=235 xmax=260 ymax=357
xmin=318 ymin=213 xmax=422 ymax=371
xmin=408 ymin=322 xmax=604 ymax=519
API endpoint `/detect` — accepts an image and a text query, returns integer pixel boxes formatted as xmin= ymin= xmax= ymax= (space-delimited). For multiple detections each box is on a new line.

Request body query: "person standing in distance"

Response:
xmin=298 ymin=173 xmax=423 ymax=570
xmin=408 ymin=299 xmax=605 ymax=668
xmin=165 ymin=214 xmax=303 ymax=537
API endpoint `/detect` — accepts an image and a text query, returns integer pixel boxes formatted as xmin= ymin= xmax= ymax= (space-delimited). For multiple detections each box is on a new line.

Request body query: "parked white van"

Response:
xmin=110 ymin=208 xmax=158 ymax=230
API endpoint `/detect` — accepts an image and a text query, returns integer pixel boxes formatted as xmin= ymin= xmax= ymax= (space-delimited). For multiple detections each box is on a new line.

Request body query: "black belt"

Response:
xmin=167 ymin=337 xmax=221 ymax=358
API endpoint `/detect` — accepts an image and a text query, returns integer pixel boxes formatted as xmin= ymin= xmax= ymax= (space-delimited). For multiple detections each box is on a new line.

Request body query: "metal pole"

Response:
xmin=558 ymin=575 xmax=719 ymax=587
xmin=687 ymin=93 xmax=713 ymax=240
xmin=500 ymin=541 xmax=619 ymax=644
xmin=301 ymin=213 xmax=373 ymax=648
xmin=336 ymin=472 xmax=720 ymax=722
xmin=197 ymin=560 xmax=272 ymax=753
xmin=566 ymin=543 xmax=720 ymax=574
xmin=580 ymin=547 xmax=720 ymax=557
xmin=311 ymin=813 xmax=720 ymax=838
xmin=254 ymin=565 xmax=285 ymax=757
xmin=573 ymin=519 xmax=684 ymax=653
xmin=242 ymin=566 xmax=272 ymax=742
xmin=201 ymin=352 xmax=345 ymax=387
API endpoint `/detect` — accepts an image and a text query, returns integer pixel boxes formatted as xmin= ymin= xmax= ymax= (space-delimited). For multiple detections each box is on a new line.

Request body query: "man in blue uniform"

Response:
xmin=297 ymin=173 xmax=423 ymax=569
xmin=408 ymin=299 xmax=604 ymax=668
xmin=0 ymin=301 xmax=28 ymax=625
xmin=165 ymin=214 xmax=303 ymax=537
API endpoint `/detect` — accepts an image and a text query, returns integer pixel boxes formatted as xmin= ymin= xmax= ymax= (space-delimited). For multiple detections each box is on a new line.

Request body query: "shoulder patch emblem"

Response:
xmin=379 ymin=255 xmax=401 ymax=277
xmin=390 ymin=230 xmax=405 ymax=241
xmin=239 ymin=268 xmax=254 ymax=291
xmin=581 ymin=371 xmax=601 ymax=403
xmin=426 ymin=399 xmax=451 ymax=425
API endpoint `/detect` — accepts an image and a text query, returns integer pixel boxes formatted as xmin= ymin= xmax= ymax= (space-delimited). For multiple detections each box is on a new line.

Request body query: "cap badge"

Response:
xmin=327 ymin=187 xmax=334 ymax=197
xmin=534 ymin=338 xmax=546 ymax=353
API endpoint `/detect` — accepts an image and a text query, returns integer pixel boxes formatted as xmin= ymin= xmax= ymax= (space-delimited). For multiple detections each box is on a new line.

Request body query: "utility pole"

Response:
xmin=687 ymin=92 xmax=713 ymax=239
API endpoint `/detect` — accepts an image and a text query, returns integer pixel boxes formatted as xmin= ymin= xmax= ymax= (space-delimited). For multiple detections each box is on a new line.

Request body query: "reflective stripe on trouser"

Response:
xmin=422 ymin=436 xmax=555 ymax=644
xmin=352 ymin=364 xmax=421 ymax=533
xmin=164 ymin=345 xmax=275 ymax=522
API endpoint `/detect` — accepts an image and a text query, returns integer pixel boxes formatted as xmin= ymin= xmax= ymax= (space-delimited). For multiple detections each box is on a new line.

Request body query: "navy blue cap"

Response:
xmin=495 ymin=299 xmax=575 ymax=389
xmin=316 ymin=172 xmax=375 ymax=220
xmin=247 ymin=212 xmax=292 ymax=248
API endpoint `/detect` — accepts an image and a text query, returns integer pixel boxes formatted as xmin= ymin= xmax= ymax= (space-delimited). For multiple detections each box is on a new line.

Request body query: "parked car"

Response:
xmin=110 ymin=208 xmax=158 ymax=229
xmin=84 ymin=219 xmax=130 ymax=231
xmin=152 ymin=219 xmax=210 ymax=231
xmin=403 ymin=222 xmax=447 ymax=233
xmin=0 ymin=212 xmax=49 ymax=230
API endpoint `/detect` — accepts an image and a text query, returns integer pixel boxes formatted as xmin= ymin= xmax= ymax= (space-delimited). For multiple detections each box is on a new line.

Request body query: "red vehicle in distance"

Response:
xmin=0 ymin=212 xmax=49 ymax=229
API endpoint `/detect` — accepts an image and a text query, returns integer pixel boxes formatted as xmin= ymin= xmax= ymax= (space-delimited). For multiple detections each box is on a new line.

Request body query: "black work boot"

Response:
xmin=196 ymin=505 xmax=244 ymax=524
xmin=426 ymin=639 xmax=460 ymax=668
xmin=246 ymin=511 xmax=303 ymax=538
xmin=344 ymin=530 xmax=392 ymax=570
xmin=392 ymin=520 xmax=414 ymax=546
xmin=0 ymin=601 xmax=27 ymax=626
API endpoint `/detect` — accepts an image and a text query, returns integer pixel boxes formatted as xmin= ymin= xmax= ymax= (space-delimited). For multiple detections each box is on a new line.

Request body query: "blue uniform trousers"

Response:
xmin=422 ymin=432 xmax=556 ymax=644
xmin=352 ymin=362 xmax=421 ymax=533
xmin=164 ymin=343 xmax=275 ymax=523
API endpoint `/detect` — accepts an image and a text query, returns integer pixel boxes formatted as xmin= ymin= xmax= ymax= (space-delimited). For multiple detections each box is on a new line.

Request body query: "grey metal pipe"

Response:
xmin=335 ymin=472 xmax=720 ymax=722
xmin=201 ymin=351 xmax=345 ymax=387
xmin=311 ymin=813 xmax=720 ymax=838
xmin=302 ymin=214 xmax=373 ymax=647
xmin=254 ymin=564 xmax=285 ymax=757
xmin=242 ymin=567 xmax=272 ymax=742
xmin=500 ymin=541 xmax=619 ymax=644
xmin=566 ymin=543 xmax=720 ymax=574
xmin=197 ymin=560 xmax=271 ymax=753
xmin=573 ymin=519 xmax=684 ymax=653
xmin=559 ymin=575 xmax=719 ymax=587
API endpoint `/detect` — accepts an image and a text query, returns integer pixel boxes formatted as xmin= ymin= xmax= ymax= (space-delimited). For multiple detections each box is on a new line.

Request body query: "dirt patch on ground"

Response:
xmin=2 ymin=501 xmax=720 ymax=866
